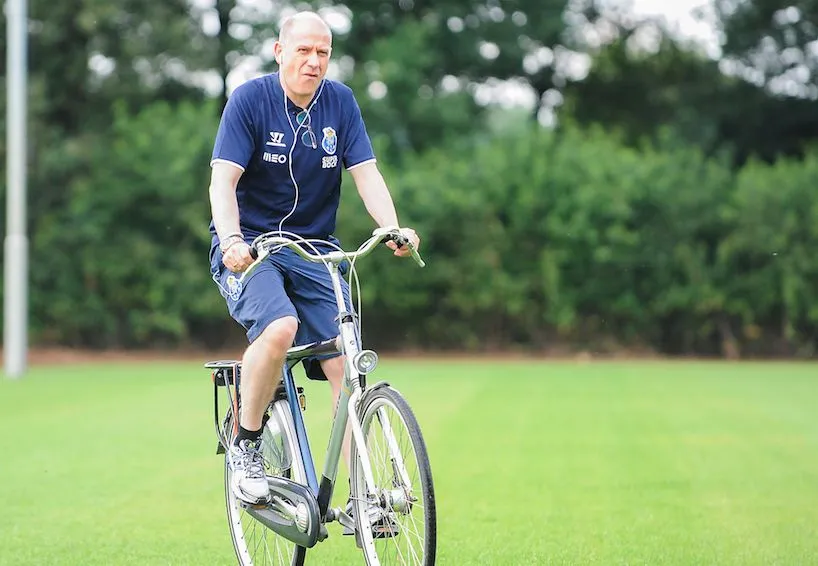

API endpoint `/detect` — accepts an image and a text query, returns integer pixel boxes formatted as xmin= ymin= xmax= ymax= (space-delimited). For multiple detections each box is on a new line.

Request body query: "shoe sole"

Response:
xmin=231 ymin=480 xmax=270 ymax=506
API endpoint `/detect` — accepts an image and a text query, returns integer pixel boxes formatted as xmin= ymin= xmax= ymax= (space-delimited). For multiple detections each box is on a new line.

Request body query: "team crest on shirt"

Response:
xmin=321 ymin=127 xmax=337 ymax=155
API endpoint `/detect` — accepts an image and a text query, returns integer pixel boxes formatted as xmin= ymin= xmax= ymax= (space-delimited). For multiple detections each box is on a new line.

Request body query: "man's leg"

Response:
xmin=239 ymin=316 xmax=298 ymax=431
xmin=228 ymin=317 xmax=298 ymax=504
xmin=320 ymin=355 xmax=351 ymax=471
xmin=216 ymin=257 xmax=299 ymax=504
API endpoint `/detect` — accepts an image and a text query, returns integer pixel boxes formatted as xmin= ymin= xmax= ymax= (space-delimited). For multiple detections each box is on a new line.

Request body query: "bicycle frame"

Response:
xmin=278 ymin=253 xmax=377 ymax=518
xmin=246 ymin=229 xmax=422 ymax=519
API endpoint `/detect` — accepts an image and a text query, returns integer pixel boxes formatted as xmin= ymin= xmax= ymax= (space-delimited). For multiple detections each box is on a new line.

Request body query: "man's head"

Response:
xmin=274 ymin=12 xmax=332 ymax=104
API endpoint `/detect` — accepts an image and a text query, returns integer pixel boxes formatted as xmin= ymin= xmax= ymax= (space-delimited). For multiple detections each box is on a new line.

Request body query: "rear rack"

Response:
xmin=206 ymin=360 xmax=305 ymax=455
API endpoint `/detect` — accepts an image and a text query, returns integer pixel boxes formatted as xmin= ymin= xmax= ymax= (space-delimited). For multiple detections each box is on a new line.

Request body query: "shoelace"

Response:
xmin=238 ymin=440 xmax=266 ymax=479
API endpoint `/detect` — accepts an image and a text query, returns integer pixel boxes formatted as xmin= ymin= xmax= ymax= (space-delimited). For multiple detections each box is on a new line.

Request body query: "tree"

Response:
xmin=240 ymin=0 xmax=574 ymax=158
xmin=716 ymin=0 xmax=818 ymax=95
xmin=560 ymin=7 xmax=818 ymax=165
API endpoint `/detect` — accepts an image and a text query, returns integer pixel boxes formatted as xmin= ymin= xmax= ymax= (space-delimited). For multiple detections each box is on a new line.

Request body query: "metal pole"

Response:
xmin=4 ymin=0 xmax=29 ymax=378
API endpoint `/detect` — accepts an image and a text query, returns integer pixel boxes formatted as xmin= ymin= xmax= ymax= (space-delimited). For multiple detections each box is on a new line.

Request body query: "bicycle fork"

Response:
xmin=319 ymin=263 xmax=413 ymax=519
xmin=313 ymin=264 xmax=381 ymax=509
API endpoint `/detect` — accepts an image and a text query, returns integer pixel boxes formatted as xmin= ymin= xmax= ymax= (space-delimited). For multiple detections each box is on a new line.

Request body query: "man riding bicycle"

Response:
xmin=207 ymin=10 xmax=420 ymax=507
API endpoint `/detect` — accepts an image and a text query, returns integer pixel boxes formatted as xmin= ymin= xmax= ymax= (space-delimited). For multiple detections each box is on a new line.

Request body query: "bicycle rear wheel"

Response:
xmin=350 ymin=385 xmax=437 ymax=565
xmin=225 ymin=399 xmax=307 ymax=566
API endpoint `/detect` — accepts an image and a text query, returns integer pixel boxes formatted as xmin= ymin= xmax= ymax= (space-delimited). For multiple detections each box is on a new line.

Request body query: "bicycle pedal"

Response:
xmin=239 ymin=497 xmax=271 ymax=510
xmin=339 ymin=512 xmax=356 ymax=532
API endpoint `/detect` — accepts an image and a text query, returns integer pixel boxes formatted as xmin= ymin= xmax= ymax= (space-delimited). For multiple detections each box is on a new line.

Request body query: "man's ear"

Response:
xmin=273 ymin=41 xmax=283 ymax=65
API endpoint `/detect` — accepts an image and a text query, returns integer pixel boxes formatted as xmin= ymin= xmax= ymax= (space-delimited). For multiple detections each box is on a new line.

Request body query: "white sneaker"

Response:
xmin=228 ymin=439 xmax=269 ymax=504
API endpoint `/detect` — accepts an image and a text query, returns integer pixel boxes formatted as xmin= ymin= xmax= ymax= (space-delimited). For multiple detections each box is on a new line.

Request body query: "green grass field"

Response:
xmin=1 ymin=359 xmax=817 ymax=565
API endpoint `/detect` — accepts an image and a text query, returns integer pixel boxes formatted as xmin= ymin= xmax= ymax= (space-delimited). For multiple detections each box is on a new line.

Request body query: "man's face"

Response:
xmin=275 ymin=20 xmax=332 ymax=102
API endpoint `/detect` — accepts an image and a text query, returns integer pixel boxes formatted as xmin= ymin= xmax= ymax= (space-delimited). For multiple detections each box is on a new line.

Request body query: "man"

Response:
xmin=208 ymin=11 xmax=420 ymax=506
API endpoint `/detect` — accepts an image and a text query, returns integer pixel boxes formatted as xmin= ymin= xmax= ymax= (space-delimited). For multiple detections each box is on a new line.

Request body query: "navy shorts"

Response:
xmin=210 ymin=243 xmax=352 ymax=381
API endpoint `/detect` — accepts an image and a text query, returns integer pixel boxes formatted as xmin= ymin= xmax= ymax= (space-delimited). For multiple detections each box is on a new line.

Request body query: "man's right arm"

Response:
xmin=209 ymin=162 xmax=254 ymax=272
xmin=208 ymin=81 xmax=257 ymax=272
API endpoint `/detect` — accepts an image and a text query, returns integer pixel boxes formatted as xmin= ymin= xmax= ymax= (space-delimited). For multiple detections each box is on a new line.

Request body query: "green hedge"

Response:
xmin=23 ymin=101 xmax=818 ymax=357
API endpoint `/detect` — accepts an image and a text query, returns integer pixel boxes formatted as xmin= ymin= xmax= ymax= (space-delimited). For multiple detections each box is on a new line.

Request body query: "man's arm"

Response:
xmin=349 ymin=161 xmax=399 ymax=228
xmin=210 ymin=162 xmax=254 ymax=271
xmin=209 ymin=162 xmax=243 ymax=239
xmin=349 ymin=161 xmax=419 ymax=256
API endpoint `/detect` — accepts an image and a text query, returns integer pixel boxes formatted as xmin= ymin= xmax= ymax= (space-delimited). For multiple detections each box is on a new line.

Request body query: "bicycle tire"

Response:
xmin=224 ymin=400 xmax=308 ymax=566
xmin=350 ymin=384 xmax=437 ymax=565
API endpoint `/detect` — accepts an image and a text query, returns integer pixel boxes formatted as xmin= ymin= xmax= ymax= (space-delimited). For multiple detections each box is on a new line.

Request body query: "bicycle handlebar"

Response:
xmin=243 ymin=227 xmax=425 ymax=280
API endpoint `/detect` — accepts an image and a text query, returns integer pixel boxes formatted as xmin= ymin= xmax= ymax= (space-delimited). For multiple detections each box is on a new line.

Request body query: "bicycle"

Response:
xmin=205 ymin=226 xmax=436 ymax=565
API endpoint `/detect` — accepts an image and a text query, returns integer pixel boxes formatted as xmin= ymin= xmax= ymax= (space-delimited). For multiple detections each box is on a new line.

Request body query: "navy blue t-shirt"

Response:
xmin=209 ymin=73 xmax=376 ymax=244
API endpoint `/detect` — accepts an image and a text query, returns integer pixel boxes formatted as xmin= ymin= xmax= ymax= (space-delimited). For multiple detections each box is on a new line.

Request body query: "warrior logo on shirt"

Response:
xmin=321 ymin=127 xmax=337 ymax=155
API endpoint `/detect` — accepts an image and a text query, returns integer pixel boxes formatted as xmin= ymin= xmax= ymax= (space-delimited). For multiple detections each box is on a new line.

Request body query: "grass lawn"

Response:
xmin=1 ymin=358 xmax=816 ymax=565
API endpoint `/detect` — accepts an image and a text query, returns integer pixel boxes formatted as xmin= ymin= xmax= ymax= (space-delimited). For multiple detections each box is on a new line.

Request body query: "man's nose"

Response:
xmin=307 ymin=51 xmax=320 ymax=67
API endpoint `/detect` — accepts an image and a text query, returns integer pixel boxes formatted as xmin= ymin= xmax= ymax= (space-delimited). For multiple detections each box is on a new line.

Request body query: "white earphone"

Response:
xmin=277 ymin=75 xmax=324 ymax=234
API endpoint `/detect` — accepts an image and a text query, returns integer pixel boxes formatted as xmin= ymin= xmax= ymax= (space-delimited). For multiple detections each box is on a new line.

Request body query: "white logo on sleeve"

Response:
xmin=266 ymin=131 xmax=286 ymax=147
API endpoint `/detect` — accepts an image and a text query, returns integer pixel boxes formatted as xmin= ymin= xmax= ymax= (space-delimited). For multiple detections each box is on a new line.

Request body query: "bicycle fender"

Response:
xmin=358 ymin=381 xmax=393 ymax=408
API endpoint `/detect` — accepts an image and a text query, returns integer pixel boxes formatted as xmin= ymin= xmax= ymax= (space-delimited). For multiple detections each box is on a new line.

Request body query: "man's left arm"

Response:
xmin=349 ymin=162 xmax=419 ymax=256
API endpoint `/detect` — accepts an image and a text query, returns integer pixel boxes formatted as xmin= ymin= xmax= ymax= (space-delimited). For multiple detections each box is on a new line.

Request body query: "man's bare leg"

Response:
xmin=229 ymin=316 xmax=298 ymax=504
xmin=321 ymin=355 xmax=351 ymax=472
xmin=239 ymin=316 xmax=299 ymax=430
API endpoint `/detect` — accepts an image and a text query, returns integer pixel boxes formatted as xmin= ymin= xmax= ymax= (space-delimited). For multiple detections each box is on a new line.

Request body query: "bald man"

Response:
xmin=207 ymin=11 xmax=420 ymax=506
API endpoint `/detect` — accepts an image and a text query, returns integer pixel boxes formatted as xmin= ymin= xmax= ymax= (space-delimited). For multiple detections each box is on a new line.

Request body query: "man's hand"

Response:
xmin=222 ymin=242 xmax=255 ymax=272
xmin=386 ymin=227 xmax=420 ymax=258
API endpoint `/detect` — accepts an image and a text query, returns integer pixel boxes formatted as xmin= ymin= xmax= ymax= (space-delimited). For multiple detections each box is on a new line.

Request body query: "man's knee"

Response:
xmin=253 ymin=316 xmax=299 ymax=357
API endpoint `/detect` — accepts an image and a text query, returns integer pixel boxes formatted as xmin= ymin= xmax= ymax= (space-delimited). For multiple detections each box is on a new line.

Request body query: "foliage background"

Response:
xmin=1 ymin=0 xmax=817 ymax=358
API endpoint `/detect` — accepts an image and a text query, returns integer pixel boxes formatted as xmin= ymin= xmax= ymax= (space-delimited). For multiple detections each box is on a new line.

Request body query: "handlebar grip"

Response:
xmin=249 ymin=246 xmax=258 ymax=260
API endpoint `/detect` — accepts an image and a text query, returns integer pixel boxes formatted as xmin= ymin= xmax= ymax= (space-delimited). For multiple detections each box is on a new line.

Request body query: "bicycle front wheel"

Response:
xmin=224 ymin=399 xmax=307 ymax=566
xmin=350 ymin=385 xmax=437 ymax=565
